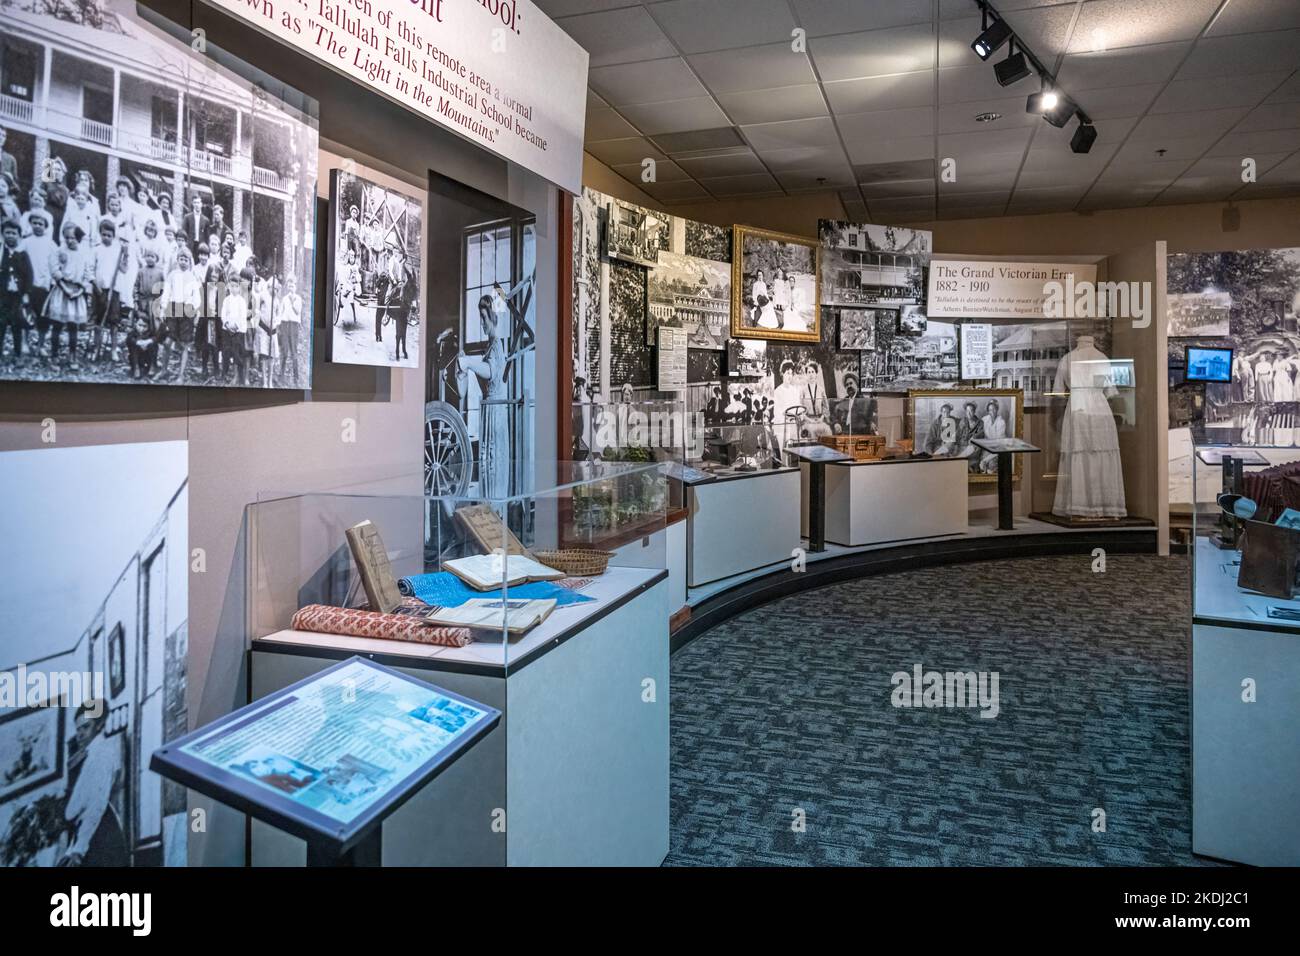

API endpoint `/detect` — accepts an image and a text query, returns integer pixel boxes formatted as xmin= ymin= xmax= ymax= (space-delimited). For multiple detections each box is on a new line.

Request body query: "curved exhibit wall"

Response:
xmin=0 ymin=0 xmax=559 ymax=866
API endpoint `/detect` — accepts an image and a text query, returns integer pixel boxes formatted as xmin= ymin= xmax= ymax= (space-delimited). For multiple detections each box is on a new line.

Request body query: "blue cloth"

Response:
xmin=397 ymin=571 xmax=595 ymax=608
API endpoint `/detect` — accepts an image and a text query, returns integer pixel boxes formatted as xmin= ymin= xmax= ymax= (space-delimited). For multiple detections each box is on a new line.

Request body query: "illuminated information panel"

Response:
xmin=152 ymin=656 xmax=499 ymax=853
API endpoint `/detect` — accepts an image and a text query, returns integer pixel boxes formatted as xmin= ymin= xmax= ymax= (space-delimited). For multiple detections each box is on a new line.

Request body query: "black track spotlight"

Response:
xmin=995 ymin=42 xmax=1031 ymax=86
xmin=1043 ymin=93 xmax=1078 ymax=128
xmin=1026 ymin=82 xmax=1058 ymax=116
xmin=1070 ymin=120 xmax=1098 ymax=154
xmin=972 ymin=16 xmax=1012 ymax=60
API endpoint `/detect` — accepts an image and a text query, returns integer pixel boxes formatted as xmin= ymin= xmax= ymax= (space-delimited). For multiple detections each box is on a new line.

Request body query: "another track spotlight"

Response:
xmin=972 ymin=16 xmax=1012 ymax=60
xmin=1043 ymin=93 xmax=1078 ymax=128
xmin=1070 ymin=121 xmax=1098 ymax=154
xmin=995 ymin=41 xmax=1031 ymax=86
xmin=1026 ymin=82 xmax=1059 ymax=116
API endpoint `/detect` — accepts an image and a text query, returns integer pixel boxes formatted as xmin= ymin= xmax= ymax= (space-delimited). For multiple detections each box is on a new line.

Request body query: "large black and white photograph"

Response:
xmin=1167 ymin=291 xmax=1232 ymax=338
xmin=817 ymin=220 xmax=931 ymax=309
xmin=327 ymin=168 xmax=422 ymax=368
xmin=910 ymin=388 xmax=1023 ymax=483
xmin=731 ymin=225 xmax=819 ymax=343
xmin=990 ymin=322 xmax=1071 ymax=407
xmin=861 ymin=316 xmax=959 ymax=392
xmin=838 ymin=308 xmax=880 ymax=350
xmin=646 ymin=250 xmax=730 ymax=350
xmin=0 ymin=441 xmax=188 ymax=867
xmin=425 ymin=175 xmax=536 ymax=502
xmin=0 ymin=0 xmax=318 ymax=388
xmin=605 ymin=197 xmax=665 ymax=268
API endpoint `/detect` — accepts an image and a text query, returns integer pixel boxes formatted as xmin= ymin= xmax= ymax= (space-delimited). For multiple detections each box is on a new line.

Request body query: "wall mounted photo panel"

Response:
xmin=818 ymin=220 xmax=931 ymax=310
xmin=0 ymin=440 xmax=188 ymax=866
xmin=326 ymin=169 xmax=423 ymax=368
xmin=646 ymin=250 xmax=730 ymax=349
xmin=0 ymin=1 xmax=319 ymax=388
xmin=731 ymin=225 xmax=820 ymax=343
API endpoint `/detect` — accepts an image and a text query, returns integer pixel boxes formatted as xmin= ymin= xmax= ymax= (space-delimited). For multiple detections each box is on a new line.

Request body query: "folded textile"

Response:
xmin=290 ymin=603 xmax=473 ymax=647
xmin=396 ymin=570 xmax=596 ymax=609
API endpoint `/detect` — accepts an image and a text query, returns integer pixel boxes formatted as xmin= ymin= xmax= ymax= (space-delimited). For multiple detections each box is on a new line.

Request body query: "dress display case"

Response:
xmin=1189 ymin=442 xmax=1300 ymax=866
xmin=245 ymin=461 xmax=670 ymax=866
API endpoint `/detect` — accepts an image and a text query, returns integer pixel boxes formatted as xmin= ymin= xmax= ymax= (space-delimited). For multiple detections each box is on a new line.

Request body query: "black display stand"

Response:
xmin=972 ymin=439 xmax=1041 ymax=531
xmin=151 ymin=656 xmax=501 ymax=868
xmin=786 ymin=444 xmax=853 ymax=553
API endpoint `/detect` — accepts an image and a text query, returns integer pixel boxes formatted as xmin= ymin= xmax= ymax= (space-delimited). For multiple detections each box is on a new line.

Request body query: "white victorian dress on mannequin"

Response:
xmin=1052 ymin=335 xmax=1127 ymax=518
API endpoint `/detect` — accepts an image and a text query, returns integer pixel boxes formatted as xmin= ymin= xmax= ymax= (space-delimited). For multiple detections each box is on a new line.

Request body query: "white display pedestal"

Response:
xmin=800 ymin=457 xmax=969 ymax=546
xmin=248 ymin=569 xmax=669 ymax=866
xmin=1191 ymin=540 xmax=1300 ymax=865
xmin=687 ymin=467 xmax=802 ymax=586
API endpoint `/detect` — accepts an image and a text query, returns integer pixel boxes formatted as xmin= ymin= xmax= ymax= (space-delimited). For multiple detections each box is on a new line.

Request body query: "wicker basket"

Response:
xmin=534 ymin=549 xmax=613 ymax=577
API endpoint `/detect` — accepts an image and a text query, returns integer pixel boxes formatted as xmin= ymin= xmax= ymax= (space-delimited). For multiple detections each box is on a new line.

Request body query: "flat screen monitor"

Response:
xmin=1186 ymin=346 xmax=1233 ymax=383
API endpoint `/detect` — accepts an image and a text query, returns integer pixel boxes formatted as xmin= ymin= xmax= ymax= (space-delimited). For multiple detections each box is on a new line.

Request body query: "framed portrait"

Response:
xmin=731 ymin=225 xmax=820 ymax=343
xmin=908 ymin=388 xmax=1024 ymax=484
xmin=0 ymin=705 xmax=65 ymax=804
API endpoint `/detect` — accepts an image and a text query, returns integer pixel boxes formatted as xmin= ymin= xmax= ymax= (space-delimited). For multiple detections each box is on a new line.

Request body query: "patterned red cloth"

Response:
xmin=290 ymin=604 xmax=473 ymax=647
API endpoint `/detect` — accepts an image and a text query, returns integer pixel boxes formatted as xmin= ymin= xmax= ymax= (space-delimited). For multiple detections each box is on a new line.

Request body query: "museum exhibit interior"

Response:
xmin=1 ymin=0 xmax=1299 ymax=888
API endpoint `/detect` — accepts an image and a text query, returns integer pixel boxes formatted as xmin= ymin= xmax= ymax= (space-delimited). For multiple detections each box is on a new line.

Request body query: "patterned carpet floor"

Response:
xmin=667 ymin=554 xmax=1216 ymax=866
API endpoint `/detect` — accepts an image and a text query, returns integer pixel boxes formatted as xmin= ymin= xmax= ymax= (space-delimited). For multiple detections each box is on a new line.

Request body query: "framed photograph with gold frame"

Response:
xmin=908 ymin=388 xmax=1025 ymax=484
xmin=731 ymin=225 xmax=821 ymax=342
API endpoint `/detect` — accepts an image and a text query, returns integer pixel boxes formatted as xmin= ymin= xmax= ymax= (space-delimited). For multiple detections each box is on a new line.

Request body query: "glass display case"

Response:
xmin=1190 ymin=442 xmax=1300 ymax=628
xmin=570 ymin=398 xmax=686 ymax=511
xmin=248 ymin=460 xmax=669 ymax=671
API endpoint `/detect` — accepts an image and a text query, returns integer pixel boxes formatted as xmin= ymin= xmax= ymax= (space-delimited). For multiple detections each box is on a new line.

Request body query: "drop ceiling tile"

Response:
xmin=842 ymin=200 xmax=870 ymax=220
xmin=937 ymin=98 xmax=1037 ymax=134
xmin=587 ymin=89 xmax=609 ymax=110
xmin=716 ymin=85 xmax=829 ymax=125
xmin=589 ymin=58 xmax=708 ymax=106
xmin=649 ymin=0 xmax=798 ymax=54
xmin=1206 ymin=127 xmax=1300 ymax=156
xmin=1020 ymin=146 xmax=1118 ymax=176
xmin=1265 ymin=73 xmax=1300 ymax=104
xmin=1068 ymin=0 xmax=1222 ymax=54
xmin=942 ymin=150 xmax=1031 ymax=177
xmin=938 ymin=64 xmax=1025 ymax=104
xmin=1234 ymin=101 xmax=1300 ymax=132
xmin=1095 ymin=159 xmax=1192 ymax=188
xmin=1149 ymin=183 xmax=1237 ymax=205
xmin=621 ymin=96 xmax=731 ymax=135
xmin=1151 ymin=72 xmax=1292 ymax=114
xmin=939 ymin=0 xmax=1082 ymax=16
xmin=586 ymin=107 xmax=641 ymax=141
xmin=540 ymin=1 xmax=638 ymax=16
xmin=1127 ymin=107 xmax=1251 ymax=142
xmin=792 ymin=0 xmax=934 ymax=37
xmin=1180 ymin=152 xmax=1291 ymax=182
xmin=688 ymin=43 xmax=817 ymax=94
xmin=824 ymin=72 xmax=936 ymax=114
xmin=612 ymin=159 xmax=693 ymax=183
xmin=556 ymin=7 xmax=677 ymax=67
xmin=1178 ymin=30 xmax=1300 ymax=79
xmin=1264 ymin=153 xmax=1300 ymax=181
xmin=1074 ymin=84 xmax=1164 ymax=120
xmin=937 ymin=187 xmax=1011 ymax=205
xmin=1057 ymin=42 xmax=1192 ymax=92
xmin=1231 ymin=182 xmax=1300 ymax=199
xmin=859 ymin=178 xmax=936 ymax=199
xmin=939 ymin=7 xmax=1077 ymax=69
xmin=846 ymin=135 xmax=937 ymax=165
xmin=939 ymin=126 xmax=1035 ymax=157
xmin=698 ymin=172 xmax=784 ymax=196
xmin=675 ymin=150 xmax=768 ymax=177
xmin=760 ymin=145 xmax=848 ymax=171
xmin=938 ymin=168 xmax=1022 ymax=194
xmin=1206 ymin=0 xmax=1300 ymax=36
xmin=1077 ymin=186 xmax=1164 ymax=209
xmin=1016 ymin=167 xmax=1103 ymax=188
xmin=868 ymin=196 xmax=937 ymax=220
xmin=742 ymin=116 xmax=842 ymax=151
xmin=1111 ymin=135 xmax=1215 ymax=165
xmin=839 ymin=106 xmax=937 ymax=143
xmin=652 ymin=127 xmax=747 ymax=155
xmin=809 ymin=23 xmax=938 ymax=82
xmin=776 ymin=167 xmax=858 ymax=192
xmin=640 ymin=179 xmax=713 ymax=202
xmin=1007 ymin=184 xmax=1089 ymax=210
xmin=587 ymin=136 xmax=669 ymax=165
xmin=942 ymin=204 xmax=1012 ymax=219
xmin=855 ymin=158 xmax=937 ymax=182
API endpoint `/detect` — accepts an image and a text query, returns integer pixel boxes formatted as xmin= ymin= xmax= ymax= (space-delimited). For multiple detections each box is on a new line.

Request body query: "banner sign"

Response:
xmin=927 ymin=260 xmax=1098 ymax=319
xmin=201 ymin=0 xmax=589 ymax=194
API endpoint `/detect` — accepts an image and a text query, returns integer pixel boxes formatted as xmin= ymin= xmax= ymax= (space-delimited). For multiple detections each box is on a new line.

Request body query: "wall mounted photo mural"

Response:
xmin=425 ymin=174 xmax=535 ymax=501
xmin=817 ymin=220 xmax=930 ymax=310
xmin=646 ymin=250 xmax=729 ymax=350
xmin=327 ymin=168 xmax=422 ymax=369
xmin=0 ymin=441 xmax=188 ymax=867
xmin=0 ymin=1 xmax=318 ymax=388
